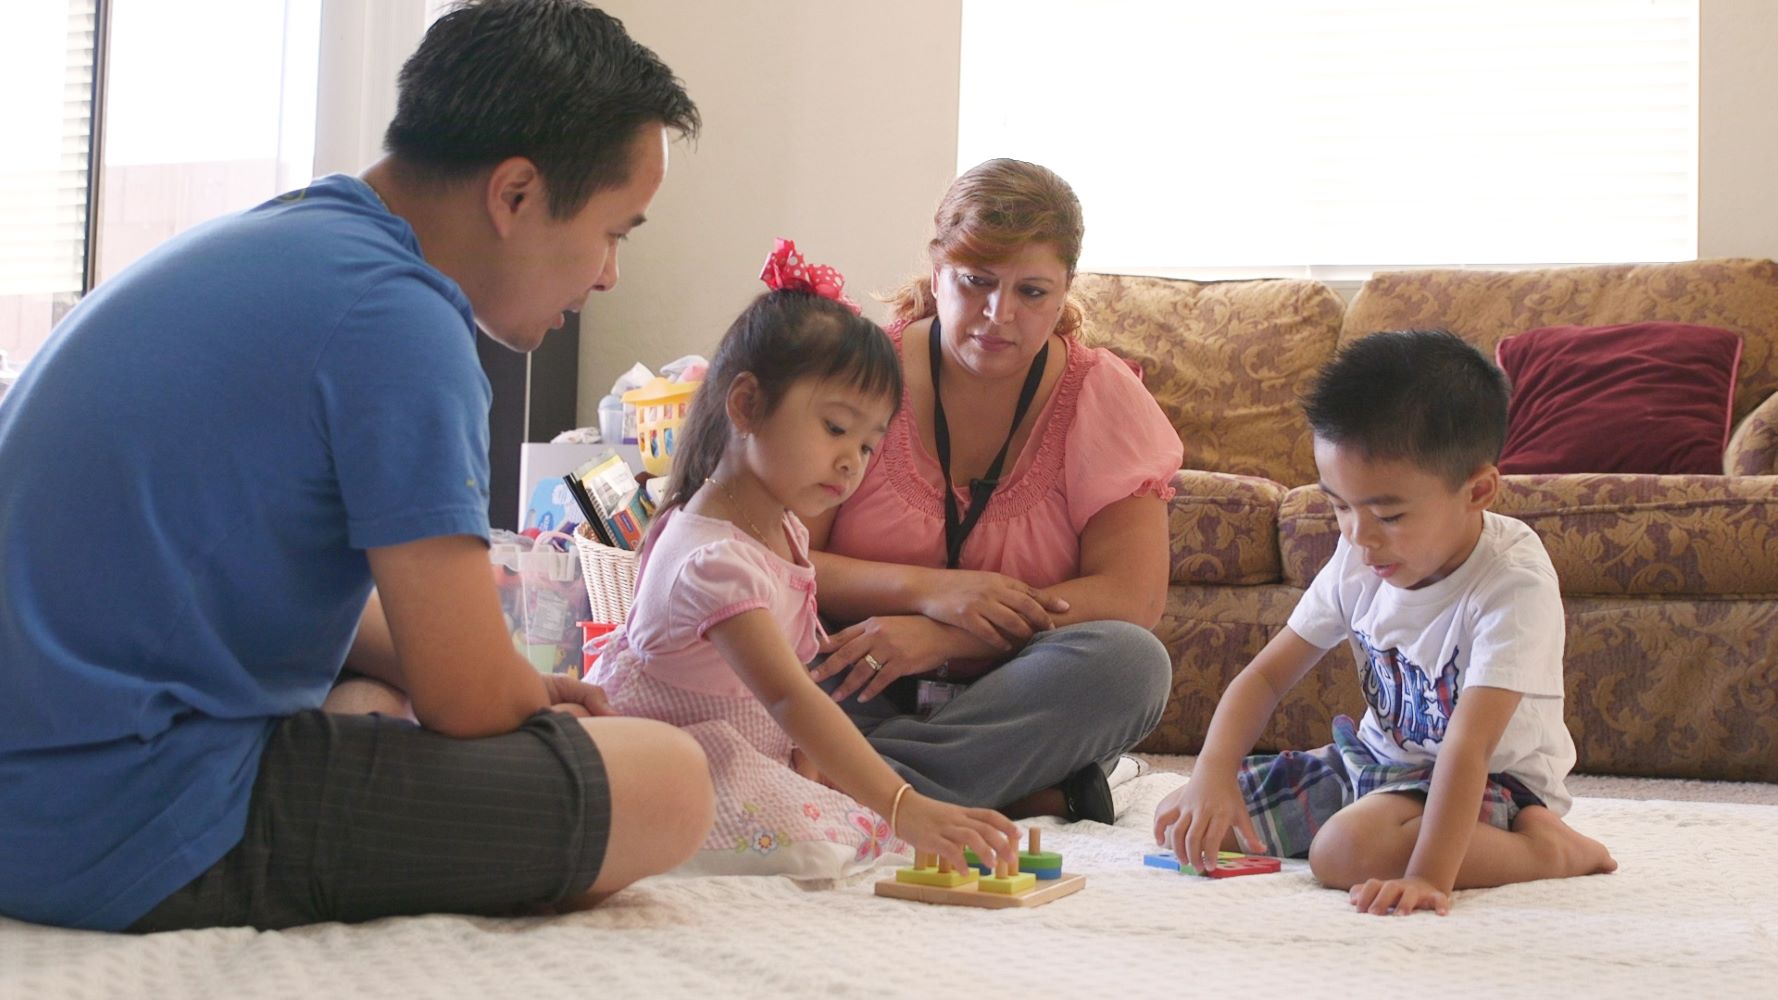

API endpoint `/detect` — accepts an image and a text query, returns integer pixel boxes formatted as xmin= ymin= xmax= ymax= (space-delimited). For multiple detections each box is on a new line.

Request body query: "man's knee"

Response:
xmin=586 ymin=718 xmax=713 ymax=875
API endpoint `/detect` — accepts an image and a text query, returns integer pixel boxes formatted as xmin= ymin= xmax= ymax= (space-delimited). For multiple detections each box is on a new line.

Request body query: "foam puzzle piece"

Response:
xmin=895 ymin=865 xmax=979 ymax=888
xmin=1143 ymin=850 xmax=1281 ymax=878
xmin=964 ymin=848 xmax=1065 ymax=879
xmin=979 ymin=871 xmax=1037 ymax=895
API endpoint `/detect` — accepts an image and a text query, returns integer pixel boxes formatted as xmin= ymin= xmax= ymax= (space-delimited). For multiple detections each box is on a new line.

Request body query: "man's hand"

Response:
xmin=542 ymin=674 xmax=615 ymax=717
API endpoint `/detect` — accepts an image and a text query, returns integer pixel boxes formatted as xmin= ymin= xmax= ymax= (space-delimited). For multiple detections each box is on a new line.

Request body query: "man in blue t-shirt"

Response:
xmin=0 ymin=0 xmax=714 ymax=932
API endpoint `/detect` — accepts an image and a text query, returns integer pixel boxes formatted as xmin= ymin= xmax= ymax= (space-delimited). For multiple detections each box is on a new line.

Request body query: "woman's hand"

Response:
xmin=916 ymin=570 xmax=1069 ymax=649
xmin=894 ymin=790 xmax=1021 ymax=876
xmin=813 ymin=615 xmax=976 ymax=703
xmin=541 ymin=674 xmax=615 ymax=717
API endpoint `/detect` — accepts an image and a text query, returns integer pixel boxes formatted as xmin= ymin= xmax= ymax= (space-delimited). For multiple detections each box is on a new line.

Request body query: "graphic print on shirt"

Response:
xmin=1354 ymin=630 xmax=1461 ymax=750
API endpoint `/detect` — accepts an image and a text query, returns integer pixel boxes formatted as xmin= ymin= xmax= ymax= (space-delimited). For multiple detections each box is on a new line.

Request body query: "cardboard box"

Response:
xmin=516 ymin=442 xmax=641 ymax=533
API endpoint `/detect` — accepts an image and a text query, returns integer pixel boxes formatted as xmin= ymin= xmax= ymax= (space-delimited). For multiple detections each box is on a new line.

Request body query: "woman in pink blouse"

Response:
xmin=807 ymin=159 xmax=1183 ymax=822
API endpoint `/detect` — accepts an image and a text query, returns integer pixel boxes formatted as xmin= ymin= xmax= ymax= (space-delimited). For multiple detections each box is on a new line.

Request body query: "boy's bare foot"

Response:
xmin=1513 ymin=805 xmax=1618 ymax=877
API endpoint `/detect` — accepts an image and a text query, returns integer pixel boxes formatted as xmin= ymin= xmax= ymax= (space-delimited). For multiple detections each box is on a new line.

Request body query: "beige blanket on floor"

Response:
xmin=5 ymin=771 xmax=1775 ymax=998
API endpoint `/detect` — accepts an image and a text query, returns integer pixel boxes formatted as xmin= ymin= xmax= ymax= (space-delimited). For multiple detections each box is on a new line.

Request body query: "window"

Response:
xmin=0 ymin=1 xmax=97 ymax=374
xmin=0 ymin=0 xmax=322 ymax=373
xmin=958 ymin=0 xmax=1700 ymax=279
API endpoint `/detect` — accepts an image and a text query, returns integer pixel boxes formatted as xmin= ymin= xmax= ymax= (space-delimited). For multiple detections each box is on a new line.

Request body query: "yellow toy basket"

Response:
xmin=622 ymin=376 xmax=700 ymax=477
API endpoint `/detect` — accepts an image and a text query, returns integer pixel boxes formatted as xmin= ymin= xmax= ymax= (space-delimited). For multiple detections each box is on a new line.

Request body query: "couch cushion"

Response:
xmin=1278 ymin=476 xmax=1778 ymax=596
xmin=1074 ymin=273 xmax=1343 ymax=486
xmin=1166 ymin=471 xmax=1284 ymax=586
xmin=1342 ymin=259 xmax=1778 ymax=426
xmin=1497 ymin=323 xmax=1743 ymax=475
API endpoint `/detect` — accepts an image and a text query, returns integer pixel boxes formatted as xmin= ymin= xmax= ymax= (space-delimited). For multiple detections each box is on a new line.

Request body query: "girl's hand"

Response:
xmin=542 ymin=674 xmax=615 ymax=717
xmin=813 ymin=616 xmax=968 ymax=703
xmin=1349 ymin=876 xmax=1451 ymax=916
xmin=1152 ymin=772 xmax=1264 ymax=876
xmin=894 ymin=791 xmax=1021 ymax=876
xmin=917 ymin=570 xmax=1069 ymax=649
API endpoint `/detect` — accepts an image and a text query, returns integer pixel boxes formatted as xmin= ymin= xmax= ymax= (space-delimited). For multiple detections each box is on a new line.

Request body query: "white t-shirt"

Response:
xmin=1287 ymin=510 xmax=1576 ymax=815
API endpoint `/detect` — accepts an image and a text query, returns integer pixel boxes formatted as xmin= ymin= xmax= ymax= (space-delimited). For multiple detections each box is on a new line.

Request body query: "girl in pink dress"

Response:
xmin=591 ymin=241 xmax=1020 ymax=879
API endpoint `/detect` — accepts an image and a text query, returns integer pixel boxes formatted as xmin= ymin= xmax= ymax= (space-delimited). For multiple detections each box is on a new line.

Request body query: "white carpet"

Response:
xmin=5 ymin=768 xmax=1776 ymax=999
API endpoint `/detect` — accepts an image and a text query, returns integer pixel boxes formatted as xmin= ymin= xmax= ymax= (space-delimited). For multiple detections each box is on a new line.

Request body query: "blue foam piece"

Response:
xmin=1143 ymin=851 xmax=1183 ymax=872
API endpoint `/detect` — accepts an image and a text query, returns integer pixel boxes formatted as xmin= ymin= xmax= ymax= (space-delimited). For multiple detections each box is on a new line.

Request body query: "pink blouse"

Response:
xmin=824 ymin=323 xmax=1183 ymax=589
xmin=611 ymin=507 xmax=824 ymax=697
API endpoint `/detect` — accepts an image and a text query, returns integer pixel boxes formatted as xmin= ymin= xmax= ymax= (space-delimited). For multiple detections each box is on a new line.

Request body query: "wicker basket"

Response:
xmin=573 ymin=522 xmax=639 ymax=624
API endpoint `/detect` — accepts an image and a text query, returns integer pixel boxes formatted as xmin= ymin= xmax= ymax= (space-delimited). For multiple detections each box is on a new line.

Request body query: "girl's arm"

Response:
xmin=705 ymin=608 xmax=1019 ymax=872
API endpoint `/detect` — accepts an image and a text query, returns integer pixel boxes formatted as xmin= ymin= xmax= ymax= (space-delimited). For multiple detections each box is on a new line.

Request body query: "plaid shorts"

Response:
xmin=1236 ymin=715 xmax=1544 ymax=859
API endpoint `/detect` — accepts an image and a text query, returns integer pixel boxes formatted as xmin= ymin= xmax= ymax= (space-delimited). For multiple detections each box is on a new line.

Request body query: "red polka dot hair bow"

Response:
xmin=758 ymin=238 xmax=862 ymax=315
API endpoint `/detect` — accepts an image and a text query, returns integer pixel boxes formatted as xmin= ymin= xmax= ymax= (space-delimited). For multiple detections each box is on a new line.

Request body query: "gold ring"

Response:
xmin=863 ymin=654 xmax=884 ymax=673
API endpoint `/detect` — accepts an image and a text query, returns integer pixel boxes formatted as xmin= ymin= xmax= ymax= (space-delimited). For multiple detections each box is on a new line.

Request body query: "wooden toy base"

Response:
xmin=874 ymin=872 xmax=1086 ymax=909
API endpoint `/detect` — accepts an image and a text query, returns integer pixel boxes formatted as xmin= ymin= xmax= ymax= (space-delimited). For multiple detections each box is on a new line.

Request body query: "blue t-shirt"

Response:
xmin=0 ymin=175 xmax=492 ymax=930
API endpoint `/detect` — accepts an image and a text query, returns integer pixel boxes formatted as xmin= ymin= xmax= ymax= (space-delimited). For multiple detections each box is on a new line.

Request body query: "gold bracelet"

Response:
xmin=888 ymin=782 xmax=914 ymax=836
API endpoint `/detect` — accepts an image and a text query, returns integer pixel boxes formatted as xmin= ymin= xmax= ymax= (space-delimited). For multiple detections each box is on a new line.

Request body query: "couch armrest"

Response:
xmin=1726 ymin=392 xmax=1778 ymax=476
xmin=1167 ymin=470 xmax=1285 ymax=585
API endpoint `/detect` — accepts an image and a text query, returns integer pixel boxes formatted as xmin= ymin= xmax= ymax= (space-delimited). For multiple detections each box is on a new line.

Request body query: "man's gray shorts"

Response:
xmin=128 ymin=709 xmax=609 ymax=932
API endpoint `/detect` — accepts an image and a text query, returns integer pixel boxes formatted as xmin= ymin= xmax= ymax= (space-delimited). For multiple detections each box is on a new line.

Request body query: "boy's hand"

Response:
xmin=1349 ymin=875 xmax=1450 ymax=916
xmin=1152 ymin=774 xmax=1264 ymax=876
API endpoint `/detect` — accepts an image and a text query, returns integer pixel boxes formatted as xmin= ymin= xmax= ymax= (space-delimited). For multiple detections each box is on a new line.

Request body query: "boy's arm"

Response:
xmin=1401 ymin=685 xmax=1522 ymax=893
xmin=1154 ymin=627 xmax=1327 ymax=873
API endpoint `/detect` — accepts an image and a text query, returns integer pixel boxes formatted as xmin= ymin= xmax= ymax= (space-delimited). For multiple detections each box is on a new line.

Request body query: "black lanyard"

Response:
xmin=929 ymin=316 xmax=1050 ymax=569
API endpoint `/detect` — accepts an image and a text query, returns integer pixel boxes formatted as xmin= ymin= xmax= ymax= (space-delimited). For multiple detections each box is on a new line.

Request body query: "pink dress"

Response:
xmin=591 ymin=507 xmax=909 ymax=878
xmin=826 ymin=323 xmax=1184 ymax=583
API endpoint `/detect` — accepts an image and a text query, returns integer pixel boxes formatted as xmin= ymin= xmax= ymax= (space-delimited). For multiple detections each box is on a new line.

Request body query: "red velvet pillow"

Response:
xmin=1496 ymin=323 xmax=1743 ymax=475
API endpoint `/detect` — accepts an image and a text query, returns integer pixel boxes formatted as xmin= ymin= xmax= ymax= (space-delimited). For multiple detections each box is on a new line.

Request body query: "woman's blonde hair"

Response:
xmin=883 ymin=158 xmax=1085 ymax=337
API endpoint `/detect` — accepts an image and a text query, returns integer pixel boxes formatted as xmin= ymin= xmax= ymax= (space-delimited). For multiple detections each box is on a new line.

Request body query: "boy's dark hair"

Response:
xmin=1303 ymin=329 xmax=1510 ymax=487
xmin=384 ymin=0 xmax=699 ymax=218
xmin=664 ymin=293 xmax=903 ymax=511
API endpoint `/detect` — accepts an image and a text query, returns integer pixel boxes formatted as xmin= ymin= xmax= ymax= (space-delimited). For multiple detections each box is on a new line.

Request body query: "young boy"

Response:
xmin=1154 ymin=329 xmax=1615 ymax=916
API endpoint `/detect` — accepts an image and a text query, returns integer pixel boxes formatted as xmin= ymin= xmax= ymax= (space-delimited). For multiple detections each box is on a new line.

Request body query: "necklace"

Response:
xmin=705 ymin=475 xmax=775 ymax=546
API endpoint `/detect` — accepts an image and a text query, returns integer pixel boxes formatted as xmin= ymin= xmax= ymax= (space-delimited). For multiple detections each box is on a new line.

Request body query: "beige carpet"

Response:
xmin=5 ymin=766 xmax=1775 ymax=999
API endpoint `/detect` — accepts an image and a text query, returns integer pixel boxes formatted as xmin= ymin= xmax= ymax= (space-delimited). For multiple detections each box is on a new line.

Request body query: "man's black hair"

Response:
xmin=384 ymin=0 xmax=699 ymax=217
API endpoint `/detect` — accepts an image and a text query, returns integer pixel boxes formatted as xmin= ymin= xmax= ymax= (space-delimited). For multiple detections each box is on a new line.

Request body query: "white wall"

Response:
xmin=582 ymin=0 xmax=1778 ymax=422
xmin=1699 ymin=0 xmax=1778 ymax=260
xmin=579 ymin=0 xmax=961 ymax=423
xmin=312 ymin=0 xmax=428 ymax=176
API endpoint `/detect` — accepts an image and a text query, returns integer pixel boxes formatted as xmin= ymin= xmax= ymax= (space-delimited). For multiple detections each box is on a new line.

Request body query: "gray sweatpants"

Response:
xmin=822 ymin=620 xmax=1172 ymax=809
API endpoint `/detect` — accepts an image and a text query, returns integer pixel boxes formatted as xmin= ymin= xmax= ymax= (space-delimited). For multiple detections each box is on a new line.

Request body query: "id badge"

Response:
xmin=915 ymin=679 xmax=964 ymax=716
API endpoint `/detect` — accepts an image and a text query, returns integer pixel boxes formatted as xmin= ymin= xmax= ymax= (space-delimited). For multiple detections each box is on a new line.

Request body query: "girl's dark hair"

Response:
xmin=664 ymin=292 xmax=902 ymax=511
xmin=1303 ymin=328 xmax=1510 ymax=487
xmin=385 ymin=0 xmax=699 ymax=218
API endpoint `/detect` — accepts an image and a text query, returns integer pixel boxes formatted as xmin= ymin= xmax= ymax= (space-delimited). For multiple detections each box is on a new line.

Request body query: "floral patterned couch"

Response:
xmin=1074 ymin=258 xmax=1778 ymax=781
